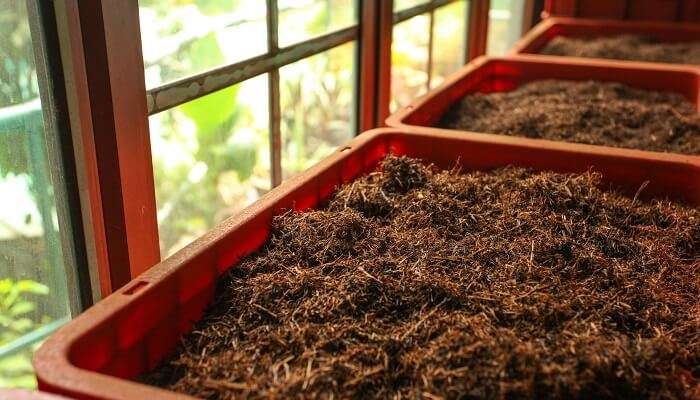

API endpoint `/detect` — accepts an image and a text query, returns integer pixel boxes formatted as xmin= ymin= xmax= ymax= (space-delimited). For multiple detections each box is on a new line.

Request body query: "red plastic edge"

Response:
xmin=35 ymin=128 xmax=700 ymax=400
xmin=512 ymin=17 xmax=700 ymax=70
xmin=543 ymin=0 xmax=700 ymax=22
xmin=0 ymin=389 xmax=73 ymax=400
xmin=386 ymin=55 xmax=700 ymax=164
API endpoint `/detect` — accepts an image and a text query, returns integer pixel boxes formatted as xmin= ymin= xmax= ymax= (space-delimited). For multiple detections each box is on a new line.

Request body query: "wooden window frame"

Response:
xmin=0 ymin=0 xmax=96 ymax=359
xmin=51 ymin=0 xmax=504 ymax=297
xmin=54 ymin=0 xmax=159 ymax=297
xmin=380 ymin=0 xmax=492 ymax=123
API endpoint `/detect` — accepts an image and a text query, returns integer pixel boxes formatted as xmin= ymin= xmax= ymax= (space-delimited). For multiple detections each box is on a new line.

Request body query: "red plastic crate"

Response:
xmin=543 ymin=0 xmax=700 ymax=22
xmin=386 ymin=56 xmax=700 ymax=159
xmin=0 ymin=389 xmax=73 ymax=400
xmin=512 ymin=17 xmax=700 ymax=68
xmin=35 ymin=128 xmax=700 ymax=400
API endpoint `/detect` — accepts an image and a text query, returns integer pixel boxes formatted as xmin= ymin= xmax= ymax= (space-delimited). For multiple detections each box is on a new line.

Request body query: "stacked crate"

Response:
xmin=388 ymin=0 xmax=700 ymax=167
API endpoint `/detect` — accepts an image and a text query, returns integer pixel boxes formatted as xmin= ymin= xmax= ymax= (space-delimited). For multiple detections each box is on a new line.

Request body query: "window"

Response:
xmin=394 ymin=0 xmax=430 ymax=9
xmin=139 ymin=0 xmax=361 ymax=256
xmin=139 ymin=0 xmax=497 ymax=256
xmin=487 ymin=0 xmax=525 ymax=55
xmin=391 ymin=14 xmax=431 ymax=112
xmin=278 ymin=0 xmax=356 ymax=47
xmin=139 ymin=0 xmax=268 ymax=89
xmin=148 ymin=76 xmax=271 ymax=255
xmin=431 ymin=1 xmax=468 ymax=88
xmin=390 ymin=0 xmax=470 ymax=112
xmin=279 ymin=41 xmax=356 ymax=179
xmin=0 ymin=0 xmax=85 ymax=389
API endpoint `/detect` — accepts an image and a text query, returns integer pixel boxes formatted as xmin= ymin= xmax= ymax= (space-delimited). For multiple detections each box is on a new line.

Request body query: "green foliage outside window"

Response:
xmin=0 ymin=1 xmax=70 ymax=389
xmin=143 ymin=0 xmax=355 ymax=255
xmin=0 ymin=279 xmax=50 ymax=388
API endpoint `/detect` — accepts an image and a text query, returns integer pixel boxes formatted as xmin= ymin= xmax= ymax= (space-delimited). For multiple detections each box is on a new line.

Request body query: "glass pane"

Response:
xmin=487 ymin=0 xmax=525 ymax=55
xmin=139 ymin=0 xmax=267 ymax=89
xmin=394 ymin=0 xmax=429 ymax=12
xmin=431 ymin=1 xmax=468 ymax=89
xmin=279 ymin=41 xmax=356 ymax=180
xmin=150 ymin=75 xmax=270 ymax=256
xmin=0 ymin=1 xmax=71 ymax=389
xmin=391 ymin=14 xmax=430 ymax=113
xmin=278 ymin=0 xmax=357 ymax=48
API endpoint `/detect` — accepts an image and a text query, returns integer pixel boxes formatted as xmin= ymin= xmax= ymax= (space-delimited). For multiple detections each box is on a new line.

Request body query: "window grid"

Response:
xmin=144 ymin=0 xmax=478 ymax=191
xmin=145 ymin=26 xmax=360 ymax=116
xmin=390 ymin=0 xmax=469 ymax=111
xmin=145 ymin=0 xmax=469 ymax=115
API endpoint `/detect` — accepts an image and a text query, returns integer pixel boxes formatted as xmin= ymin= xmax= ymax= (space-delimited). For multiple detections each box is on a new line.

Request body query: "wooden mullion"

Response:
xmin=351 ymin=0 xmax=362 ymax=135
xmin=358 ymin=0 xmax=379 ymax=132
xmin=464 ymin=0 xmax=471 ymax=64
xmin=521 ymin=0 xmax=541 ymax=35
xmin=54 ymin=0 xmax=160 ymax=294
xmin=147 ymin=26 xmax=359 ymax=115
xmin=467 ymin=0 xmax=490 ymax=60
xmin=426 ymin=8 xmax=435 ymax=90
xmin=54 ymin=0 xmax=111 ymax=299
xmin=376 ymin=0 xmax=394 ymax=127
xmin=393 ymin=0 xmax=459 ymax=23
xmin=266 ymin=0 xmax=283 ymax=187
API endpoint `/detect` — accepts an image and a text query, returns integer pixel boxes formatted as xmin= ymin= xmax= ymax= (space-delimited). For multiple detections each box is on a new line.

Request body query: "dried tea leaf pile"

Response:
xmin=143 ymin=156 xmax=700 ymax=399
xmin=540 ymin=35 xmax=700 ymax=65
xmin=438 ymin=79 xmax=700 ymax=154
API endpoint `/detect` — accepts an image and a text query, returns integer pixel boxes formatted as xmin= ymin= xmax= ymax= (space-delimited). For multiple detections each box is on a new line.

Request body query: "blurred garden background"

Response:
xmin=0 ymin=0 xmax=523 ymax=388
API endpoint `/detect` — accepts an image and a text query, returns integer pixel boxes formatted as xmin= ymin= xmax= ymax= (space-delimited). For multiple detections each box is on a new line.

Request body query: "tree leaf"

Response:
xmin=180 ymin=85 xmax=239 ymax=136
xmin=195 ymin=0 xmax=238 ymax=16
xmin=16 ymin=280 xmax=49 ymax=295
xmin=0 ymin=279 xmax=11 ymax=294
xmin=9 ymin=300 xmax=34 ymax=316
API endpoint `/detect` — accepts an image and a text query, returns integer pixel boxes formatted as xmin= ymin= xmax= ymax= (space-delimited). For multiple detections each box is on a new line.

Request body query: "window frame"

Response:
xmin=0 ymin=0 xmax=94 ymax=367
xmin=27 ymin=0 xmax=93 ymax=313
xmin=53 ymin=0 xmax=517 ymax=298
xmin=54 ymin=0 xmax=160 ymax=295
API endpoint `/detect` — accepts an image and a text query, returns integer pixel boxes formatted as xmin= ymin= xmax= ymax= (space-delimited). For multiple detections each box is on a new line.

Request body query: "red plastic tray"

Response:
xmin=512 ymin=17 xmax=700 ymax=68
xmin=35 ymin=128 xmax=700 ymax=400
xmin=543 ymin=0 xmax=700 ymax=22
xmin=0 ymin=389 xmax=73 ymax=400
xmin=386 ymin=55 xmax=700 ymax=160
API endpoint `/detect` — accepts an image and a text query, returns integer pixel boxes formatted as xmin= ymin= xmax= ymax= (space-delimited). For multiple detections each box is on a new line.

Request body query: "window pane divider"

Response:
xmin=393 ymin=0 xmax=460 ymax=24
xmin=358 ymin=0 xmax=380 ymax=131
xmin=467 ymin=0 xmax=490 ymax=60
xmin=147 ymin=25 xmax=360 ymax=115
xmin=376 ymin=0 xmax=394 ymax=126
xmin=54 ymin=0 xmax=160 ymax=293
xmin=267 ymin=0 xmax=283 ymax=187
xmin=426 ymin=9 xmax=435 ymax=90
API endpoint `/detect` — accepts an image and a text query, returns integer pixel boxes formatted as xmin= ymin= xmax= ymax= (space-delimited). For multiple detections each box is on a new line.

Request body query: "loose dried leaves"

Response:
xmin=438 ymin=80 xmax=700 ymax=154
xmin=143 ymin=156 xmax=700 ymax=399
